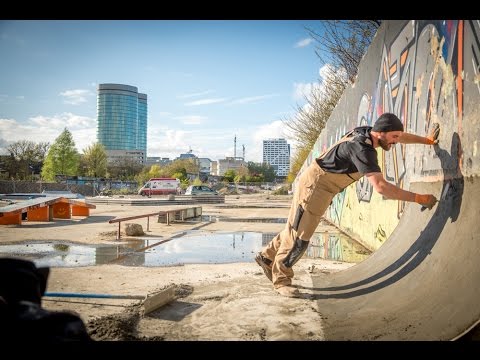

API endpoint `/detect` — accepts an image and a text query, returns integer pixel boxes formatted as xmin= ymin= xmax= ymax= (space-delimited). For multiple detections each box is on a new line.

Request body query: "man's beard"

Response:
xmin=378 ymin=138 xmax=393 ymax=151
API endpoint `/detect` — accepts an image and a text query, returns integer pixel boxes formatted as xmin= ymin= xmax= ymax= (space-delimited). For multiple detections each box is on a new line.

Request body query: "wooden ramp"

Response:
xmin=0 ymin=196 xmax=96 ymax=225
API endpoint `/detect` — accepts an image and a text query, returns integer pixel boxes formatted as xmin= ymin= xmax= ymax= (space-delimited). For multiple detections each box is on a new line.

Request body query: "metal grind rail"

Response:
xmin=108 ymin=206 xmax=201 ymax=240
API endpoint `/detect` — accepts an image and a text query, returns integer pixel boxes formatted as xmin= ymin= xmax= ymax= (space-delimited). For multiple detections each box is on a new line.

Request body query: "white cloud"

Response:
xmin=59 ymin=89 xmax=93 ymax=105
xmin=30 ymin=112 xmax=95 ymax=129
xmin=319 ymin=63 xmax=348 ymax=83
xmin=295 ymin=38 xmax=313 ymax=48
xmin=0 ymin=116 xmax=296 ymax=163
xmin=294 ymin=63 xmax=344 ymax=104
xmin=0 ymin=113 xmax=97 ymax=155
xmin=146 ymin=125 xmax=271 ymax=162
xmin=293 ymin=82 xmax=315 ymax=102
xmin=147 ymin=127 xmax=191 ymax=158
xmin=249 ymin=120 xmax=296 ymax=162
xmin=227 ymin=94 xmax=279 ymax=105
xmin=184 ymin=98 xmax=226 ymax=106
xmin=177 ymin=90 xmax=214 ymax=99
xmin=318 ymin=64 xmax=333 ymax=80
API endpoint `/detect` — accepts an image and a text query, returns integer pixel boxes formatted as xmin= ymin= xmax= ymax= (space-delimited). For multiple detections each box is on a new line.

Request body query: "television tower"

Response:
xmin=234 ymin=135 xmax=237 ymax=158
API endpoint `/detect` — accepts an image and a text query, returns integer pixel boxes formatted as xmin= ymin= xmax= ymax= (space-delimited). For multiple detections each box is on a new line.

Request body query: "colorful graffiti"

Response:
xmin=297 ymin=20 xmax=479 ymax=250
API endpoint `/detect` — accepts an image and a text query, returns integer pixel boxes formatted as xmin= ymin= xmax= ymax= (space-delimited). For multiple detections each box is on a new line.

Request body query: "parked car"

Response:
xmin=185 ymin=185 xmax=218 ymax=195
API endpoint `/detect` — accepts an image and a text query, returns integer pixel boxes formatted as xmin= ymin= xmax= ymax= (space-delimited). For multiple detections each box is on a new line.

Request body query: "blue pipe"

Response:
xmin=44 ymin=292 xmax=144 ymax=300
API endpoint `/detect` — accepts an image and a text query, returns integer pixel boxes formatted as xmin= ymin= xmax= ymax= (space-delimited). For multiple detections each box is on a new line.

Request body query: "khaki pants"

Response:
xmin=262 ymin=161 xmax=359 ymax=288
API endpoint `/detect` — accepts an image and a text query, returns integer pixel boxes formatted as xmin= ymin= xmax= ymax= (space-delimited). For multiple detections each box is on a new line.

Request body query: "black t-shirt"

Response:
xmin=316 ymin=126 xmax=381 ymax=174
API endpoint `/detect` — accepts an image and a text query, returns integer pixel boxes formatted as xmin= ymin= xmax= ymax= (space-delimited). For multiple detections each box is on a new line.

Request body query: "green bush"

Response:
xmin=272 ymin=185 xmax=289 ymax=195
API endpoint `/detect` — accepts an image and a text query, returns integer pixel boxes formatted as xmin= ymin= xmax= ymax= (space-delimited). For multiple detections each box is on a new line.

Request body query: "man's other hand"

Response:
xmin=415 ymin=194 xmax=438 ymax=209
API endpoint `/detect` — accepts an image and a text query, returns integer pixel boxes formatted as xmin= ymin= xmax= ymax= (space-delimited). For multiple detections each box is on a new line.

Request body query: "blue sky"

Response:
xmin=0 ymin=20 xmax=325 ymax=163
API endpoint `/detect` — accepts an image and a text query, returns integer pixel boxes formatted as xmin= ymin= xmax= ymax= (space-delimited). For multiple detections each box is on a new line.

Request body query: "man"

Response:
xmin=0 ymin=258 xmax=92 ymax=341
xmin=255 ymin=113 xmax=440 ymax=297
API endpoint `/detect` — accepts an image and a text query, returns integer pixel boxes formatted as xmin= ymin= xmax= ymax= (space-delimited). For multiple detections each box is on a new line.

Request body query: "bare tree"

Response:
xmin=285 ymin=69 xmax=346 ymax=151
xmin=306 ymin=20 xmax=381 ymax=83
xmin=6 ymin=140 xmax=50 ymax=180
xmin=107 ymin=156 xmax=143 ymax=180
xmin=284 ymin=20 xmax=381 ymax=182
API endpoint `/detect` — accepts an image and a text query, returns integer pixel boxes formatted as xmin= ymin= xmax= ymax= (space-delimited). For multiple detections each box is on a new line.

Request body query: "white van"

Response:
xmin=138 ymin=178 xmax=180 ymax=196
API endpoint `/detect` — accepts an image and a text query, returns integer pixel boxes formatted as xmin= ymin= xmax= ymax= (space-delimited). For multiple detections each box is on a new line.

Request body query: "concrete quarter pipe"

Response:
xmin=309 ymin=163 xmax=479 ymax=340
xmin=292 ymin=19 xmax=480 ymax=341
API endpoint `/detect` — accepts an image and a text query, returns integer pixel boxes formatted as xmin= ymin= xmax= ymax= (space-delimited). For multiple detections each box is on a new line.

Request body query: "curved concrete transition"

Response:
xmin=308 ymin=175 xmax=479 ymax=340
xmin=293 ymin=20 xmax=480 ymax=340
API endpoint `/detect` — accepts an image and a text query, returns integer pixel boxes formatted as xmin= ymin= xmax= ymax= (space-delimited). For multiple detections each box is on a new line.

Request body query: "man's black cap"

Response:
xmin=372 ymin=113 xmax=404 ymax=132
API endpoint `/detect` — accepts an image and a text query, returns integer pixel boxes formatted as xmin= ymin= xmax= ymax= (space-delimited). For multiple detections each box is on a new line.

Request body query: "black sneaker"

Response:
xmin=255 ymin=252 xmax=273 ymax=282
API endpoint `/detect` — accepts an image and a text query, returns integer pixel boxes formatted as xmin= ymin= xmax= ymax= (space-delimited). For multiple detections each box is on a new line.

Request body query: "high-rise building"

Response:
xmin=97 ymin=83 xmax=147 ymax=164
xmin=262 ymin=138 xmax=290 ymax=177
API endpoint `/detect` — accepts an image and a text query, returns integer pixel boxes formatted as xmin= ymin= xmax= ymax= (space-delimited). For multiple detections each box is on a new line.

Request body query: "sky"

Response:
xmin=0 ymin=20 xmax=326 ymax=163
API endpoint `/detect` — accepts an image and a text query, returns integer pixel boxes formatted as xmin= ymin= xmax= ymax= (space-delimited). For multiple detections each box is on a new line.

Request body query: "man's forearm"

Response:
xmin=377 ymin=179 xmax=416 ymax=202
xmin=399 ymin=132 xmax=433 ymax=145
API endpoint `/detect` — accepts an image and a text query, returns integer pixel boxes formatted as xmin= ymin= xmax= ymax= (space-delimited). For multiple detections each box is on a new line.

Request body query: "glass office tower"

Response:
xmin=97 ymin=84 xmax=147 ymax=164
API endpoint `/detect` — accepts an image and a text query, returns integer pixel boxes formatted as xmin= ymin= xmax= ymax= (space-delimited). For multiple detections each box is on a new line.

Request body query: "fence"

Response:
xmin=0 ymin=180 xmax=95 ymax=197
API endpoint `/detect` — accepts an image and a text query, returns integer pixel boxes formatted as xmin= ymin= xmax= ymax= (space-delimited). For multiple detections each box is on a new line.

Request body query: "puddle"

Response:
xmin=0 ymin=231 xmax=371 ymax=268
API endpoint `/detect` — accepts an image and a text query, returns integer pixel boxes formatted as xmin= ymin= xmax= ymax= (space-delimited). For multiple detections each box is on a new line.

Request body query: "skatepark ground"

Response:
xmin=0 ymin=193 xmax=479 ymax=341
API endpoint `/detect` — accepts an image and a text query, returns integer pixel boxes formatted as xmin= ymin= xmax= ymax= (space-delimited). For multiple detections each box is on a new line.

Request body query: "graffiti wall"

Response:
xmin=297 ymin=20 xmax=480 ymax=251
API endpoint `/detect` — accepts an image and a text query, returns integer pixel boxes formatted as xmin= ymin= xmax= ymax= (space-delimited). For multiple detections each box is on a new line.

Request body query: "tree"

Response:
xmin=165 ymin=159 xmax=199 ymax=177
xmin=0 ymin=154 xmax=17 ymax=179
xmin=285 ymin=70 xmax=346 ymax=151
xmin=82 ymin=143 xmax=107 ymax=178
xmin=234 ymin=165 xmax=249 ymax=183
xmin=192 ymin=177 xmax=203 ymax=186
xmin=148 ymin=165 xmax=162 ymax=179
xmin=223 ymin=169 xmax=236 ymax=183
xmin=171 ymin=170 xmax=187 ymax=183
xmin=306 ymin=20 xmax=381 ymax=84
xmin=286 ymin=146 xmax=311 ymax=184
xmin=284 ymin=20 xmax=381 ymax=180
xmin=107 ymin=156 xmax=143 ymax=180
xmin=41 ymin=128 xmax=79 ymax=181
xmin=246 ymin=173 xmax=264 ymax=183
xmin=234 ymin=173 xmax=246 ymax=184
xmin=135 ymin=159 xmax=196 ymax=187
xmin=247 ymin=162 xmax=276 ymax=182
xmin=6 ymin=140 xmax=49 ymax=180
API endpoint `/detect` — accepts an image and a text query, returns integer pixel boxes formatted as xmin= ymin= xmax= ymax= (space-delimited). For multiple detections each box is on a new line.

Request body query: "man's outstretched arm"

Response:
xmin=399 ymin=123 xmax=440 ymax=145
xmin=366 ymin=172 xmax=437 ymax=209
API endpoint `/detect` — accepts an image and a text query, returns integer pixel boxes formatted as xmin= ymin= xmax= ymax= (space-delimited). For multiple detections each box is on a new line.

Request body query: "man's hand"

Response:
xmin=426 ymin=123 xmax=440 ymax=145
xmin=415 ymin=194 xmax=438 ymax=209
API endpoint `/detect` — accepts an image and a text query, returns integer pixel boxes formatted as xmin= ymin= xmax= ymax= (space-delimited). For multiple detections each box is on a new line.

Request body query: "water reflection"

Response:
xmin=0 ymin=230 xmax=371 ymax=267
xmin=307 ymin=232 xmax=371 ymax=263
